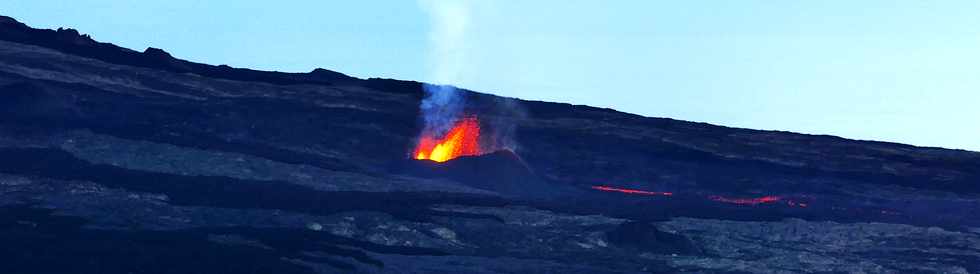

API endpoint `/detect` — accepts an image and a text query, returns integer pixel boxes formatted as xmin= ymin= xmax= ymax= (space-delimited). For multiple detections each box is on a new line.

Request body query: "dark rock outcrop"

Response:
xmin=606 ymin=222 xmax=701 ymax=255
xmin=393 ymin=150 xmax=553 ymax=197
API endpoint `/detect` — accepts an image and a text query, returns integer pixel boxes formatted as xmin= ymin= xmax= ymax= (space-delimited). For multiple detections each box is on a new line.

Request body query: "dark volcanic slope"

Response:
xmin=1 ymin=16 xmax=979 ymax=274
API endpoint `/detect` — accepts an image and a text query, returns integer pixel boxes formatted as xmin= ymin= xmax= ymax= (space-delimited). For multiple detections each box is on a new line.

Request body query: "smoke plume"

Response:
xmin=415 ymin=1 xmax=525 ymax=156
xmin=418 ymin=0 xmax=470 ymax=136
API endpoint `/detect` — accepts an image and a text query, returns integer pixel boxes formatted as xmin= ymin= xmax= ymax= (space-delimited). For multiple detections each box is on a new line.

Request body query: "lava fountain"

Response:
xmin=414 ymin=117 xmax=483 ymax=162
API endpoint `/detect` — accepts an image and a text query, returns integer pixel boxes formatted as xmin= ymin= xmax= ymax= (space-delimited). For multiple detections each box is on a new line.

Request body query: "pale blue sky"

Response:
xmin=3 ymin=1 xmax=978 ymax=151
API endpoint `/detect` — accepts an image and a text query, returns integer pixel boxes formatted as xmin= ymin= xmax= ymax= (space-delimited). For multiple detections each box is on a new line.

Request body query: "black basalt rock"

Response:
xmin=393 ymin=150 xmax=554 ymax=198
xmin=606 ymin=221 xmax=702 ymax=255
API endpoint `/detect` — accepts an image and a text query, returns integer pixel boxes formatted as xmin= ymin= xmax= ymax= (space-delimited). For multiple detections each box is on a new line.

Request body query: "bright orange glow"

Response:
xmin=591 ymin=185 xmax=674 ymax=196
xmin=414 ymin=117 xmax=482 ymax=162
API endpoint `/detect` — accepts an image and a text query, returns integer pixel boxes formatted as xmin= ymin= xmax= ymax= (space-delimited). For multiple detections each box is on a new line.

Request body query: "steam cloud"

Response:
xmin=418 ymin=0 xmax=470 ymax=136
xmin=416 ymin=1 xmax=524 ymax=153
xmin=420 ymin=84 xmax=465 ymax=136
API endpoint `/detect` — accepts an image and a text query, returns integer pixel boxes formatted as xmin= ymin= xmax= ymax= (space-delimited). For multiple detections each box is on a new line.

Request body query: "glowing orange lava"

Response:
xmin=414 ymin=117 xmax=482 ymax=162
xmin=708 ymin=195 xmax=783 ymax=205
xmin=592 ymin=185 xmax=674 ymax=196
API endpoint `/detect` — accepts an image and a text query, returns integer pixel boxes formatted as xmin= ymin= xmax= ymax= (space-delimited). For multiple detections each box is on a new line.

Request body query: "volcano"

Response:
xmin=1 ymin=16 xmax=979 ymax=274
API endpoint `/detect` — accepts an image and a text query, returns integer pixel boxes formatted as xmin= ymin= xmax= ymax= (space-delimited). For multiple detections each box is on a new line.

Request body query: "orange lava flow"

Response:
xmin=708 ymin=195 xmax=783 ymax=205
xmin=591 ymin=185 xmax=674 ymax=196
xmin=414 ymin=117 xmax=482 ymax=162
